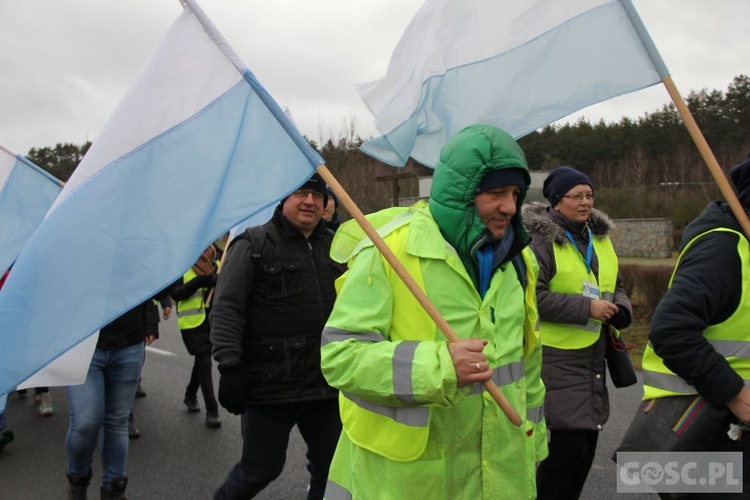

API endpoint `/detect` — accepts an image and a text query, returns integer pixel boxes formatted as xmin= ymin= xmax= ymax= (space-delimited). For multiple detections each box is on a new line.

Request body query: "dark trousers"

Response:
xmin=617 ymin=396 xmax=750 ymax=500
xmin=537 ymin=429 xmax=599 ymax=500
xmin=214 ymin=399 xmax=341 ymax=500
xmin=186 ymin=352 xmax=217 ymax=412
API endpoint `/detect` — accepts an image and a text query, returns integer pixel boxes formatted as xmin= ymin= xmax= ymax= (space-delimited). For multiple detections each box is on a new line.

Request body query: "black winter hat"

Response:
xmin=475 ymin=168 xmax=528 ymax=194
xmin=296 ymin=172 xmax=328 ymax=204
xmin=543 ymin=166 xmax=594 ymax=207
xmin=730 ymin=153 xmax=750 ymax=209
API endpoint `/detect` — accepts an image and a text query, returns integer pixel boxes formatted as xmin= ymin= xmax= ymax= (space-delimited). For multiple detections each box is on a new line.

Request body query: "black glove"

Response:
xmin=609 ymin=306 xmax=632 ymax=330
xmin=193 ymin=274 xmax=217 ymax=288
xmin=218 ymin=365 xmax=246 ymax=415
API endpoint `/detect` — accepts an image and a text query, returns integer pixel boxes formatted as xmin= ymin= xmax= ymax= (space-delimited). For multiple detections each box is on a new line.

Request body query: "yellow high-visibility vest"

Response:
xmin=540 ymin=235 xmax=618 ymax=349
xmin=175 ymin=266 xmax=216 ymax=330
xmin=333 ymin=207 xmax=538 ymax=462
xmin=642 ymin=228 xmax=750 ymax=399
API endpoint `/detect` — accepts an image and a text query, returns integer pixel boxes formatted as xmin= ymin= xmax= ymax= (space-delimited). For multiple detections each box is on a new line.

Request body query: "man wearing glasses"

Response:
xmin=210 ymin=173 xmax=345 ymax=500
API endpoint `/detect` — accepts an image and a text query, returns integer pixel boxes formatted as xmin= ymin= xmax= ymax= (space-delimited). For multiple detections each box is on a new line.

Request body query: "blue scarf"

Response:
xmin=477 ymin=224 xmax=515 ymax=298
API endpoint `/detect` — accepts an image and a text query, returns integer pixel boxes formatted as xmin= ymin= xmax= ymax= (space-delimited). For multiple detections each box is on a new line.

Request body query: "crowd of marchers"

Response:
xmin=2 ymin=125 xmax=749 ymax=500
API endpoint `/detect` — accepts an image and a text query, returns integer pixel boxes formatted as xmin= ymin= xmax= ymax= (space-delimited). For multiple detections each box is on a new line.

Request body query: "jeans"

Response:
xmin=214 ymin=399 xmax=341 ymax=500
xmin=66 ymin=342 xmax=145 ymax=489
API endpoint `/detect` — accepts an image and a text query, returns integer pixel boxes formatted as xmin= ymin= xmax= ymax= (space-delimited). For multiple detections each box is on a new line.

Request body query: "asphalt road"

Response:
xmin=0 ymin=314 xmax=658 ymax=499
xmin=0 ymin=315 xmax=309 ymax=499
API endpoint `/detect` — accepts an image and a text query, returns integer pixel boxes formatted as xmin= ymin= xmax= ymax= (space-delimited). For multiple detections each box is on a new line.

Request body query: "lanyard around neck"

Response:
xmin=564 ymin=228 xmax=593 ymax=275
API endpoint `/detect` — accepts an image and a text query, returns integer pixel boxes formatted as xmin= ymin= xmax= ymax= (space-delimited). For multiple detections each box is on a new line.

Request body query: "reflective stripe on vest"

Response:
xmin=325 ymin=480 xmax=352 ymax=500
xmin=176 ymin=268 xmax=206 ymax=330
xmin=642 ymin=227 xmax=750 ymax=400
xmin=540 ymin=235 xmax=618 ymax=349
xmin=642 ymin=359 xmax=750 ymax=397
xmin=321 ymin=327 xmax=384 ymax=346
xmin=341 ymin=392 xmax=430 ymax=426
xmin=468 ymin=360 xmax=525 ymax=395
xmin=527 ymin=405 xmax=544 ymax=424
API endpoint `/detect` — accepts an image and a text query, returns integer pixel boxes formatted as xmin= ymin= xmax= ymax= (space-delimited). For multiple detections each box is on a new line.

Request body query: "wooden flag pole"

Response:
xmin=662 ymin=76 xmax=750 ymax=238
xmin=316 ymin=165 xmax=523 ymax=427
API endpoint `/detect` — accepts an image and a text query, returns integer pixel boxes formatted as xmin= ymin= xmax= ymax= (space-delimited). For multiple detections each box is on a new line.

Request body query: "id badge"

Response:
xmin=582 ymin=281 xmax=599 ymax=299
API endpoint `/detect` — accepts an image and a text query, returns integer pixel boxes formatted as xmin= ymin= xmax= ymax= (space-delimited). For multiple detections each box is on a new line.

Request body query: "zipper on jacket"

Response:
xmin=307 ymin=239 xmax=326 ymax=324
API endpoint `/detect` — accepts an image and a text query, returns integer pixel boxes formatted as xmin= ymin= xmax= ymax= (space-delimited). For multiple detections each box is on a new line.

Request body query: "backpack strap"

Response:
xmin=229 ymin=225 xmax=268 ymax=269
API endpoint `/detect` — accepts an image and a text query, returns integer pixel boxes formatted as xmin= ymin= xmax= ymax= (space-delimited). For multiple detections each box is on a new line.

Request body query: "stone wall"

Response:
xmin=609 ymin=218 xmax=673 ymax=258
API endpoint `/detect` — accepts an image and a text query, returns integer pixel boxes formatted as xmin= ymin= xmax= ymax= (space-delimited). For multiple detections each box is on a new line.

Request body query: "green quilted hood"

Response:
xmin=428 ymin=124 xmax=531 ymax=284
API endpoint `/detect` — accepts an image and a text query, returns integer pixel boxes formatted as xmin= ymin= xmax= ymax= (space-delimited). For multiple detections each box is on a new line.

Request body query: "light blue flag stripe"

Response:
xmin=0 ymin=2 xmax=324 ymax=395
xmin=360 ymin=0 xmax=668 ymax=168
xmin=0 ymin=154 xmax=62 ymax=274
xmin=619 ymin=0 xmax=669 ymax=77
xmin=0 ymin=81 xmax=317 ymax=395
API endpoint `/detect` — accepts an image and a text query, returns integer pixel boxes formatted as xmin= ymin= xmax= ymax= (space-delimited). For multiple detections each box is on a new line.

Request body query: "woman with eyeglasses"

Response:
xmin=522 ymin=166 xmax=633 ymax=499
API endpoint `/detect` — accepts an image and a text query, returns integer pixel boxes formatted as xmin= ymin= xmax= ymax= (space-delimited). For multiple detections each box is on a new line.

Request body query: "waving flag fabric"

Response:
xmin=226 ymin=108 xmax=301 ymax=243
xmin=358 ymin=0 xmax=670 ymax=167
xmin=0 ymin=0 xmax=323 ymax=395
xmin=0 ymin=144 xmax=62 ymax=274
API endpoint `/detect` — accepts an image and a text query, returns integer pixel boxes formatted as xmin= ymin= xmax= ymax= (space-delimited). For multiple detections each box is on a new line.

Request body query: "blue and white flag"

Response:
xmin=0 ymin=0 xmax=323 ymax=395
xmin=358 ymin=0 xmax=670 ymax=167
xmin=0 ymin=144 xmax=63 ymax=274
xmin=226 ymin=108 xmax=301 ymax=244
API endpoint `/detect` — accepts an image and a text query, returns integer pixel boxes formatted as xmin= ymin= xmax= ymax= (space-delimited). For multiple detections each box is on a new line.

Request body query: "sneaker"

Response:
xmin=183 ymin=395 xmax=200 ymax=413
xmin=0 ymin=429 xmax=14 ymax=450
xmin=128 ymin=414 xmax=140 ymax=439
xmin=205 ymin=410 xmax=221 ymax=429
xmin=134 ymin=382 xmax=146 ymax=398
xmin=35 ymin=392 xmax=54 ymax=416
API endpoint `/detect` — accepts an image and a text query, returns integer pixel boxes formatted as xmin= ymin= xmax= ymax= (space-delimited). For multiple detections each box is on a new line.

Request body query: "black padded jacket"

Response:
xmin=210 ymin=206 xmax=345 ymax=405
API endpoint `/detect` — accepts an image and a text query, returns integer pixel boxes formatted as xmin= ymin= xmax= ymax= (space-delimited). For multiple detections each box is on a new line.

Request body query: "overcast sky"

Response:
xmin=1 ymin=0 xmax=748 ymax=156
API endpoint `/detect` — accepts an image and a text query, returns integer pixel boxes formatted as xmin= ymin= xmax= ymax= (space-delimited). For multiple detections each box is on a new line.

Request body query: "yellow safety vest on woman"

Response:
xmin=176 ymin=267 xmax=213 ymax=330
xmin=642 ymin=228 xmax=750 ymax=400
xmin=540 ymin=235 xmax=619 ymax=349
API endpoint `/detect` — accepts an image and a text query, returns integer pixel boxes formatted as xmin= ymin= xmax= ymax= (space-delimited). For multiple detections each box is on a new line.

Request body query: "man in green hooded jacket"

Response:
xmin=320 ymin=124 xmax=547 ymax=499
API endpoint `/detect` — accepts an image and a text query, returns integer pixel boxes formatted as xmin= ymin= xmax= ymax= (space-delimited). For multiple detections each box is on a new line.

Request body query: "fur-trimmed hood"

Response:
xmin=521 ymin=201 xmax=614 ymax=245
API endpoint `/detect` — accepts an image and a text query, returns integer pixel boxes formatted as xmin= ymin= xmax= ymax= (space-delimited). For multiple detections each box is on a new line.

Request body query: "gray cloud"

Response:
xmin=1 ymin=0 xmax=747 ymax=156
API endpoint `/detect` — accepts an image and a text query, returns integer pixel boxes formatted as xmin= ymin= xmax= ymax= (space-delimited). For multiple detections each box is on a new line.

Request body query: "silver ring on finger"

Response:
xmin=474 ymin=362 xmax=481 ymax=372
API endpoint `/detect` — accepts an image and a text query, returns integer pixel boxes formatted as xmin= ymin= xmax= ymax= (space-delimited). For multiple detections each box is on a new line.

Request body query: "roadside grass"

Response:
xmin=623 ymin=316 xmax=649 ymax=371
xmin=619 ymin=254 xmax=677 ymax=370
